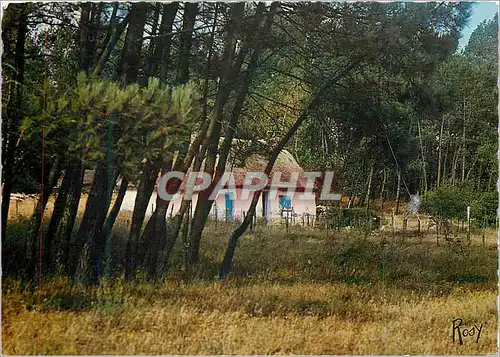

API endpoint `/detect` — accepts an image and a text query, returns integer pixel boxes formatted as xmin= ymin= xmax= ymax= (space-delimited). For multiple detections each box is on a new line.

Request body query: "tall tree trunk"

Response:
xmin=144 ymin=3 xmax=161 ymax=77
xmin=437 ymin=115 xmax=445 ymax=187
xmin=379 ymin=168 xmax=387 ymax=210
xmin=451 ymin=144 xmax=459 ymax=186
xmin=364 ymin=163 xmax=374 ymax=209
xmin=117 ymin=2 xmax=148 ymax=84
xmin=189 ymin=2 xmax=273 ymax=265
xmin=135 ymin=3 xmax=198 ymax=278
xmin=461 ymin=96 xmax=467 ymax=183
xmin=26 ymin=160 xmax=61 ymax=279
xmin=78 ymin=3 xmax=92 ymax=71
xmin=137 ymin=161 xmax=173 ymax=275
xmin=177 ymin=3 xmax=198 ymax=84
xmin=476 ymin=161 xmax=483 ymax=190
xmin=93 ymin=11 xmax=130 ymax=77
xmin=155 ymin=2 xmax=179 ymax=82
xmin=416 ymin=116 xmax=427 ymax=191
xmin=1 ymin=3 xmax=29 ymax=242
xmin=188 ymin=3 xmax=246 ymax=264
xmin=99 ymin=177 xmax=128 ymax=277
xmin=72 ymin=162 xmax=114 ymax=284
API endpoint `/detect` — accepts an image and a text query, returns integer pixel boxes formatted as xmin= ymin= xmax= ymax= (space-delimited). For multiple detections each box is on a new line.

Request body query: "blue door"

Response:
xmin=225 ymin=192 xmax=234 ymax=221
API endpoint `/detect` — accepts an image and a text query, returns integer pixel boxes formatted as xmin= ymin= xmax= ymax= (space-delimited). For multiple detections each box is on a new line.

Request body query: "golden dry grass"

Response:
xmin=2 ymin=206 xmax=498 ymax=355
xmin=2 ymin=280 xmax=497 ymax=355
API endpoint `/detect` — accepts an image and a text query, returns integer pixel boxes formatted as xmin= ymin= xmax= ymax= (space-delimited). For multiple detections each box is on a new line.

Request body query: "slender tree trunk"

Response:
xmin=487 ymin=170 xmax=493 ymax=191
xmin=442 ymin=142 xmax=448 ymax=186
xmin=380 ymin=168 xmax=387 ymax=210
xmin=364 ymin=162 xmax=374 ymax=209
xmin=137 ymin=161 xmax=173 ymax=274
xmin=78 ymin=3 xmax=92 ymax=71
xmin=177 ymin=3 xmax=198 ymax=84
xmin=395 ymin=170 xmax=401 ymax=215
xmin=437 ymin=115 xmax=445 ymax=187
xmin=451 ymin=145 xmax=459 ymax=186
xmin=102 ymin=178 xmax=128 ymax=237
xmin=117 ymin=2 xmax=148 ymax=84
xmin=144 ymin=4 xmax=160 ymax=77
xmin=416 ymin=117 xmax=427 ymax=191
xmin=156 ymin=2 xmax=179 ymax=82
xmin=466 ymin=154 xmax=478 ymax=181
xmin=44 ymin=166 xmax=75 ymax=272
xmin=461 ymin=97 xmax=467 ymax=183
xmin=59 ymin=163 xmax=84 ymax=274
xmin=93 ymin=11 xmax=129 ymax=77
xmin=477 ymin=162 xmax=483 ymax=190
xmin=124 ymin=163 xmax=159 ymax=280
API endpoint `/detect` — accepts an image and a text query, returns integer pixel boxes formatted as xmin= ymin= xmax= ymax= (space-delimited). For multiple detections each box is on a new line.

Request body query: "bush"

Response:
xmin=421 ymin=182 xmax=497 ymax=228
xmin=470 ymin=191 xmax=498 ymax=228
xmin=326 ymin=207 xmax=380 ymax=231
xmin=420 ymin=182 xmax=474 ymax=221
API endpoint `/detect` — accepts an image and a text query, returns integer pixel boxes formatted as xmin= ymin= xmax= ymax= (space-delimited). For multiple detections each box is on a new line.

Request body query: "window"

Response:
xmin=279 ymin=195 xmax=292 ymax=209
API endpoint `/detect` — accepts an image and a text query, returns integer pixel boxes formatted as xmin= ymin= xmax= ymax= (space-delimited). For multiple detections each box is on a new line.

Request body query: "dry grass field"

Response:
xmin=2 ymin=201 xmax=498 ymax=355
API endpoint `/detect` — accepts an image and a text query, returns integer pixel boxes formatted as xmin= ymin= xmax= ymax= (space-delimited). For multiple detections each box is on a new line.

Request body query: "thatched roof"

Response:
xmin=177 ymin=138 xmax=310 ymax=191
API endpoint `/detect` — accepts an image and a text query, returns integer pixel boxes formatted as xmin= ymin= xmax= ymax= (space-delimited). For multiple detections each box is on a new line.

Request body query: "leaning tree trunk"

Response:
xmin=364 ymin=162 xmax=374 ymax=210
xmin=124 ymin=163 xmax=159 ymax=280
xmin=154 ymin=5 xmax=219 ymax=274
xmin=395 ymin=170 xmax=401 ymax=215
xmin=102 ymin=177 xmax=129 ymax=237
xmin=26 ymin=160 xmax=61 ymax=280
xmin=219 ymin=109 xmax=309 ymax=277
xmin=189 ymin=2 xmax=270 ymax=265
xmin=72 ymin=162 xmax=114 ymax=284
xmin=219 ymin=60 xmax=360 ymax=277
xmin=44 ymin=166 xmax=75 ymax=273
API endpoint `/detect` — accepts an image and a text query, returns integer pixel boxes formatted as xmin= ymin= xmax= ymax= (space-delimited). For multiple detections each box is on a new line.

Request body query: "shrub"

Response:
xmin=470 ymin=191 xmax=498 ymax=228
xmin=420 ymin=182 xmax=474 ymax=221
xmin=326 ymin=207 xmax=380 ymax=231
xmin=421 ymin=182 xmax=498 ymax=230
